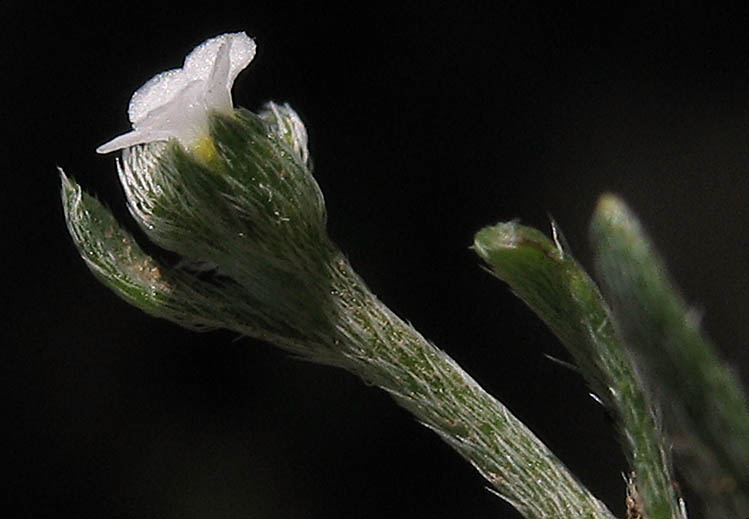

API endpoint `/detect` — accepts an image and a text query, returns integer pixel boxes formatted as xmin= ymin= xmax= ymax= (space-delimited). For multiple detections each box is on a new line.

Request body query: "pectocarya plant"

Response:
xmin=61 ymin=31 xmax=748 ymax=519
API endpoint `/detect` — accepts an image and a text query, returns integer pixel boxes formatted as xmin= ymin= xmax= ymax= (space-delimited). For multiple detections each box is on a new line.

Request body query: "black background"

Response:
xmin=4 ymin=2 xmax=748 ymax=518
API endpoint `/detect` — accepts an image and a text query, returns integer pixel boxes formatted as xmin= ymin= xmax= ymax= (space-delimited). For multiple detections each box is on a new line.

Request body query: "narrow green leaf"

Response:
xmin=474 ymin=220 xmax=682 ymax=519
xmin=591 ymin=194 xmax=749 ymax=519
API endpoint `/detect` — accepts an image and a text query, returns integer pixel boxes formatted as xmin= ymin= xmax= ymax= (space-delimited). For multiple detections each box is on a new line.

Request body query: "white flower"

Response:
xmin=97 ymin=32 xmax=256 ymax=154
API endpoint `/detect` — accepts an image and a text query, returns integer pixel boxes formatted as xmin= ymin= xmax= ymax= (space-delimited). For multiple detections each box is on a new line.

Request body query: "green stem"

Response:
xmin=298 ymin=253 xmax=618 ymax=519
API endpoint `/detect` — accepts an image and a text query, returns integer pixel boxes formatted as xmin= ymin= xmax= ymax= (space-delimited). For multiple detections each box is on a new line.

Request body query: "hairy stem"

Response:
xmin=290 ymin=253 xmax=618 ymax=519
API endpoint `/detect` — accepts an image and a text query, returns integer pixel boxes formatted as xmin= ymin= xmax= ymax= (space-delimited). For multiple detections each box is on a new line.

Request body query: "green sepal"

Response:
xmin=115 ymin=108 xmax=335 ymax=337
xmin=61 ymin=170 xmax=175 ymax=317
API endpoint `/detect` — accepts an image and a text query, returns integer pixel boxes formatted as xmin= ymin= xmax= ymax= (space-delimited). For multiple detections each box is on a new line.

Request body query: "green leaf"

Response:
xmin=474 ymin=220 xmax=682 ymax=519
xmin=591 ymin=194 xmax=749 ymax=519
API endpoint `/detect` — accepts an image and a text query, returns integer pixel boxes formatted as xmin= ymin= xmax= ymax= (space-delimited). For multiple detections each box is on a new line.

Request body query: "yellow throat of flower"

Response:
xmin=191 ymin=135 xmax=219 ymax=165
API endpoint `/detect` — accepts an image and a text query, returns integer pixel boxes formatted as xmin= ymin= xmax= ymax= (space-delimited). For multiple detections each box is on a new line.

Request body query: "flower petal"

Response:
xmin=183 ymin=32 xmax=256 ymax=86
xmin=98 ymin=32 xmax=256 ymax=155
xmin=128 ymin=69 xmax=190 ymax=127
xmin=133 ymin=80 xmax=211 ymax=144
xmin=95 ymin=129 xmax=174 ymax=154
xmin=203 ymin=41 xmax=232 ymax=115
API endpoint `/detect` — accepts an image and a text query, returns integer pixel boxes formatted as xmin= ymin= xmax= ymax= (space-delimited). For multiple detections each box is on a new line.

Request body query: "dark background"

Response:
xmin=4 ymin=2 xmax=748 ymax=518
